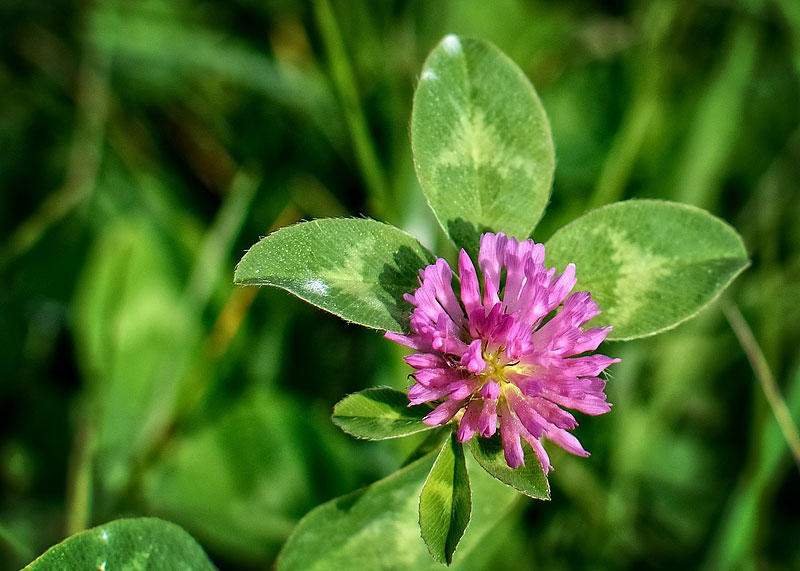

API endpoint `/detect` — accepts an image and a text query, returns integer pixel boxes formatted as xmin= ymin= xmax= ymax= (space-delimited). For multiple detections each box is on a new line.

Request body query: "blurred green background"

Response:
xmin=2 ymin=0 xmax=800 ymax=569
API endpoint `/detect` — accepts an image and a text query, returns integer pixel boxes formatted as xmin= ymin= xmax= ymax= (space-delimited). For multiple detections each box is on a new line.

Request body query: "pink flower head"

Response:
xmin=385 ymin=232 xmax=619 ymax=473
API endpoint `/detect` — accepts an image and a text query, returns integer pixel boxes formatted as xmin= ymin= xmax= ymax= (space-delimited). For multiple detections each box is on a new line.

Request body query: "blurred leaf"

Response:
xmin=276 ymin=451 xmax=519 ymax=570
xmin=312 ymin=0 xmax=390 ymax=216
xmin=780 ymin=0 xmax=800 ymax=73
xmin=332 ymin=387 xmax=436 ymax=440
xmin=672 ymin=16 xmax=758 ymax=210
xmin=23 ymin=518 xmax=216 ymax=571
xmin=234 ymin=219 xmax=436 ymax=332
xmin=468 ymin=435 xmax=550 ymax=500
xmin=411 ymin=35 xmax=555 ymax=255
xmin=419 ymin=432 xmax=471 ymax=565
xmin=73 ymin=219 xmax=196 ymax=499
xmin=546 ymin=200 xmax=749 ymax=340
xmin=143 ymin=390 xmax=323 ymax=564
xmin=89 ymin=3 xmax=344 ymax=148
xmin=710 ymin=347 xmax=800 ymax=569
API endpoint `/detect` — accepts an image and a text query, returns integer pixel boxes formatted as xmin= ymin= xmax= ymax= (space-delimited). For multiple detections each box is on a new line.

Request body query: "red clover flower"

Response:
xmin=385 ymin=232 xmax=619 ymax=473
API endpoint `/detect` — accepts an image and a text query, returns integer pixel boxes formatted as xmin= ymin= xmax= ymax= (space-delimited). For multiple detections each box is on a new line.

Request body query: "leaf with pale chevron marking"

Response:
xmin=545 ymin=200 xmax=749 ymax=340
xmin=234 ymin=219 xmax=436 ymax=332
xmin=411 ymin=35 xmax=555 ymax=256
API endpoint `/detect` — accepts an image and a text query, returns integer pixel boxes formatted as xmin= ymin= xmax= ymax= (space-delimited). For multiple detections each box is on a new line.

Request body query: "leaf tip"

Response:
xmin=441 ymin=34 xmax=462 ymax=55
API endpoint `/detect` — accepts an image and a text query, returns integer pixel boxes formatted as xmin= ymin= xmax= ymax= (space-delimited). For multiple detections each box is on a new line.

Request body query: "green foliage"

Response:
xmin=234 ymin=219 xmax=435 ymax=332
xmin=468 ymin=436 xmax=550 ymax=500
xmin=73 ymin=219 xmax=196 ymax=500
xmin=3 ymin=1 xmax=800 ymax=570
xmin=419 ymin=433 xmax=471 ymax=565
xmin=276 ymin=454 xmax=439 ymax=571
xmin=546 ymin=200 xmax=750 ymax=340
xmin=141 ymin=390 xmax=320 ymax=563
xmin=710 ymin=358 xmax=800 ymax=568
xmin=23 ymin=518 xmax=216 ymax=571
xmin=411 ymin=36 xmax=555 ymax=255
xmin=332 ymin=388 xmax=436 ymax=440
xmin=232 ymin=31 xmax=752 ymax=564
xmin=276 ymin=451 xmax=519 ymax=570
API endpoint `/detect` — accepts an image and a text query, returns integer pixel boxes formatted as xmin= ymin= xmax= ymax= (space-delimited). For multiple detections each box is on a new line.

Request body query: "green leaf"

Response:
xmin=468 ymin=435 xmax=550 ymax=500
xmin=419 ymin=432 xmax=472 ymax=565
xmin=276 ymin=452 xmax=519 ymax=570
xmin=23 ymin=518 xmax=216 ymax=571
xmin=545 ymin=200 xmax=750 ymax=340
xmin=90 ymin=4 xmax=345 ymax=149
xmin=234 ymin=218 xmax=436 ymax=332
xmin=402 ymin=426 xmax=452 ymax=467
xmin=142 ymin=389 xmax=321 ymax=564
xmin=73 ymin=219 xmax=197 ymax=500
xmin=411 ymin=35 xmax=555 ymax=255
xmin=332 ymin=387 xmax=436 ymax=440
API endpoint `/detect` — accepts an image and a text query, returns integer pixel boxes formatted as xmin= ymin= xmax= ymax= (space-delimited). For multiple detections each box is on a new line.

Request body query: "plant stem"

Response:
xmin=703 ymin=329 xmax=800 ymax=570
xmin=673 ymin=13 xmax=760 ymax=210
xmin=65 ymin=412 xmax=94 ymax=536
xmin=312 ymin=0 xmax=391 ymax=219
xmin=0 ymin=524 xmax=35 ymax=566
xmin=722 ymin=301 xmax=800 ymax=470
xmin=183 ymin=168 xmax=260 ymax=311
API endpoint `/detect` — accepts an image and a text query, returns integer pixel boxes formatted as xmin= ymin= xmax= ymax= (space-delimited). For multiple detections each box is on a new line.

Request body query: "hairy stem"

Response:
xmin=723 ymin=301 xmax=800 ymax=470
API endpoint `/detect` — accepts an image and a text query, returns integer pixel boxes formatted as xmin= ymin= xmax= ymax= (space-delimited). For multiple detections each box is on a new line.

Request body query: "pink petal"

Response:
xmin=411 ymin=284 xmax=444 ymax=322
xmin=569 ymin=326 xmax=613 ymax=355
xmin=404 ymin=353 xmax=447 ymax=369
xmin=482 ymin=304 xmax=515 ymax=352
xmin=545 ymin=426 xmax=589 ymax=457
xmin=458 ymin=249 xmax=482 ymax=316
xmin=448 ymin=377 xmax=481 ymax=400
xmin=482 ymin=273 xmax=501 ymax=308
xmin=460 ymin=339 xmax=486 ymax=374
xmin=456 ymin=399 xmax=483 ymax=442
xmin=542 ymin=390 xmax=612 ymax=416
xmin=522 ymin=432 xmax=552 ymax=474
xmin=480 ymin=380 xmax=501 ymax=400
xmin=424 ymin=398 xmax=467 ymax=425
xmin=531 ymin=396 xmax=578 ymax=430
xmin=431 ymin=313 xmax=469 ymax=355
xmin=408 ymin=382 xmax=450 ymax=404
xmin=564 ymin=354 xmax=620 ymax=376
xmin=533 ymin=292 xmax=601 ymax=349
xmin=514 ymin=273 xmax=550 ymax=328
xmin=498 ymin=402 xmax=525 ymax=468
xmin=546 ymin=263 xmax=577 ymax=311
xmin=384 ymin=331 xmax=423 ymax=350
xmin=412 ymin=367 xmax=459 ymax=387
xmin=423 ymin=259 xmax=465 ymax=327
xmin=477 ymin=398 xmax=497 ymax=437
xmin=501 ymin=239 xmax=530 ymax=311
xmin=478 ymin=232 xmax=507 ymax=288
xmin=506 ymin=390 xmax=547 ymax=439
xmin=504 ymin=321 xmax=534 ymax=361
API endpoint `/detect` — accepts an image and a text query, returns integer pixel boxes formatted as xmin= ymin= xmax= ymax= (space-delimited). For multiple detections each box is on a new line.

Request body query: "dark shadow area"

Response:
xmin=332 ymin=486 xmax=368 ymax=513
xmin=378 ymin=245 xmax=436 ymax=333
xmin=446 ymin=218 xmax=495 ymax=260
